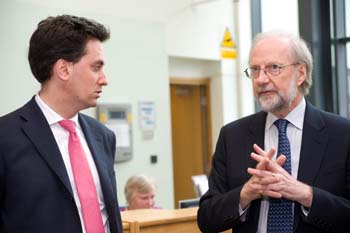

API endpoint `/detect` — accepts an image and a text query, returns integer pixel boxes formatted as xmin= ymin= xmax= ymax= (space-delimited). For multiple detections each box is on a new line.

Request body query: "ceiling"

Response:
xmin=16 ymin=0 xmax=209 ymax=23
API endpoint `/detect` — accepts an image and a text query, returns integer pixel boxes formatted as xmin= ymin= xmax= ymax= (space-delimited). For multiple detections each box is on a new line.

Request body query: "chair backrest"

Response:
xmin=191 ymin=174 xmax=208 ymax=197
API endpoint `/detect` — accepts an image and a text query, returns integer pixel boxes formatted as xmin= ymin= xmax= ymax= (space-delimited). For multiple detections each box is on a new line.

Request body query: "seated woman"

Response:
xmin=120 ymin=174 xmax=161 ymax=211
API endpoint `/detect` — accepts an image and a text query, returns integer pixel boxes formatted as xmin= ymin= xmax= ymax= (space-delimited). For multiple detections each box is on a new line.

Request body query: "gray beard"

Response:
xmin=257 ymin=81 xmax=297 ymax=114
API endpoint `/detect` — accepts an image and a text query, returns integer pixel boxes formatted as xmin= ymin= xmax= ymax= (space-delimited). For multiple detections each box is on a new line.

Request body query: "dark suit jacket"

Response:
xmin=197 ymin=102 xmax=350 ymax=233
xmin=0 ymin=97 xmax=123 ymax=233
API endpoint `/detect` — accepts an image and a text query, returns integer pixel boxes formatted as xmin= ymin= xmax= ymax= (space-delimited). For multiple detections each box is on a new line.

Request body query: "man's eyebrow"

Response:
xmin=93 ymin=60 xmax=105 ymax=66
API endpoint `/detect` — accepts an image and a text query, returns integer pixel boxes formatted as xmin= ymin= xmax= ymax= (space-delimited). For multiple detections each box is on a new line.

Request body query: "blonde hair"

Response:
xmin=124 ymin=174 xmax=156 ymax=205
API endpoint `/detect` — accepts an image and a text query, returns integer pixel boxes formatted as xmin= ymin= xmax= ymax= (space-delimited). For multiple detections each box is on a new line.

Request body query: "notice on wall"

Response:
xmin=139 ymin=101 xmax=156 ymax=139
xmin=220 ymin=27 xmax=237 ymax=59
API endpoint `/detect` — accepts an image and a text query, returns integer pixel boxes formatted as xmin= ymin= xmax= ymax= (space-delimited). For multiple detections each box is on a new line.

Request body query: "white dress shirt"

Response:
xmin=35 ymin=94 xmax=110 ymax=233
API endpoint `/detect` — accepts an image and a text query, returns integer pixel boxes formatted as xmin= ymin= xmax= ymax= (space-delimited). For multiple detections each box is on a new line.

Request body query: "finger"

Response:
xmin=251 ymin=153 xmax=269 ymax=170
xmin=249 ymin=183 xmax=282 ymax=199
xmin=247 ymin=167 xmax=279 ymax=181
xmin=276 ymin=154 xmax=286 ymax=166
xmin=248 ymin=183 xmax=265 ymax=193
xmin=248 ymin=167 xmax=266 ymax=177
xmin=253 ymin=144 xmax=266 ymax=156
xmin=259 ymin=174 xmax=280 ymax=185
xmin=248 ymin=169 xmax=280 ymax=188
xmin=267 ymin=158 xmax=290 ymax=175
xmin=251 ymin=152 xmax=265 ymax=163
xmin=266 ymin=147 xmax=276 ymax=160
xmin=262 ymin=190 xmax=282 ymax=199
xmin=253 ymin=144 xmax=276 ymax=160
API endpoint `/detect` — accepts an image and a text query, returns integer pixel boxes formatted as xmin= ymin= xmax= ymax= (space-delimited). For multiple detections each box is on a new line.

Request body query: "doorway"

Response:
xmin=170 ymin=78 xmax=212 ymax=207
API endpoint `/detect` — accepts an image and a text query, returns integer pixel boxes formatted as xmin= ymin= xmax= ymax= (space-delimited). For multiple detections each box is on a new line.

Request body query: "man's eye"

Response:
xmin=269 ymin=64 xmax=280 ymax=71
xmin=250 ymin=67 xmax=260 ymax=73
xmin=93 ymin=65 xmax=102 ymax=71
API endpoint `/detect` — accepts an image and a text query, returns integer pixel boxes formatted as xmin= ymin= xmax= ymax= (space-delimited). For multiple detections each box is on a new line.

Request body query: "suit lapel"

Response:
xmin=20 ymin=98 xmax=73 ymax=196
xmin=79 ymin=115 xmax=118 ymax=230
xmin=246 ymin=111 xmax=267 ymax=230
xmin=247 ymin=111 xmax=267 ymax=168
xmin=297 ymin=102 xmax=328 ymax=184
xmin=292 ymin=102 xmax=327 ymax=230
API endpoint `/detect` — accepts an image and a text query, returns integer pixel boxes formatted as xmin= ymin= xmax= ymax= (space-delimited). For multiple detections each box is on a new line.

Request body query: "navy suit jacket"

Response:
xmin=0 ymin=97 xmax=123 ymax=233
xmin=197 ymin=102 xmax=350 ymax=233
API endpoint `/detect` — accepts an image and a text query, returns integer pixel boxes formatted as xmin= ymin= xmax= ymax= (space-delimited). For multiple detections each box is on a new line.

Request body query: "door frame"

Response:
xmin=170 ymin=77 xmax=213 ymax=171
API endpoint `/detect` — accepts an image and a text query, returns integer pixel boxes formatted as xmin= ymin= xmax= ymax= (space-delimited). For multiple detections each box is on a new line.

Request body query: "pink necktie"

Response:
xmin=59 ymin=120 xmax=104 ymax=233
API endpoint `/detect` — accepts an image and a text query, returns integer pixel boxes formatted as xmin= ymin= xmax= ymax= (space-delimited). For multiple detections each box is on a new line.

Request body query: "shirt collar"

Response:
xmin=266 ymin=97 xmax=306 ymax=130
xmin=35 ymin=94 xmax=80 ymax=127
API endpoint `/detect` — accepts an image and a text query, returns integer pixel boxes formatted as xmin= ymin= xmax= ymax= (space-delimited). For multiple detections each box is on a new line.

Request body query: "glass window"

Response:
xmin=347 ymin=0 xmax=350 ymax=36
xmin=348 ymin=42 xmax=350 ymax=65
xmin=347 ymin=42 xmax=350 ymax=112
xmin=329 ymin=0 xmax=350 ymax=116
xmin=347 ymin=42 xmax=350 ymax=78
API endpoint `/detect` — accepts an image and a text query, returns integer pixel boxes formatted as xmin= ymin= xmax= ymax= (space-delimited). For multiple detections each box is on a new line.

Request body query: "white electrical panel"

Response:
xmin=96 ymin=104 xmax=132 ymax=163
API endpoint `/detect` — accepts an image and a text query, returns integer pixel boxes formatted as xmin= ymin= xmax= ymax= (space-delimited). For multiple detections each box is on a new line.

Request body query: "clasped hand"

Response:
xmin=239 ymin=144 xmax=312 ymax=209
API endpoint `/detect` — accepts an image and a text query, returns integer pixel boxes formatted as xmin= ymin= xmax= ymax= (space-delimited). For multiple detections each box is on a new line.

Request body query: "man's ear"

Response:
xmin=53 ymin=59 xmax=72 ymax=81
xmin=296 ymin=63 xmax=307 ymax=86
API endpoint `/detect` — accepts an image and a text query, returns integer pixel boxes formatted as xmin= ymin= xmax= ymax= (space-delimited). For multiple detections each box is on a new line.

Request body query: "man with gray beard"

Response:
xmin=197 ymin=31 xmax=350 ymax=233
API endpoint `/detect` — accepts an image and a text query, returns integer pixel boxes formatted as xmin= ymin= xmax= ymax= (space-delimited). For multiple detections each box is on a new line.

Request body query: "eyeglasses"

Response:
xmin=244 ymin=62 xmax=301 ymax=79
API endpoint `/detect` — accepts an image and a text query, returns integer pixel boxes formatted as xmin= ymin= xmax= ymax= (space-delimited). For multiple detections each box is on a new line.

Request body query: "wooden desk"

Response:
xmin=122 ymin=222 xmax=130 ymax=233
xmin=121 ymin=208 xmax=200 ymax=233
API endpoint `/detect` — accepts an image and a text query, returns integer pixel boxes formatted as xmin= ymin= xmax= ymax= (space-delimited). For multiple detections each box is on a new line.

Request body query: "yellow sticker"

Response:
xmin=221 ymin=28 xmax=235 ymax=49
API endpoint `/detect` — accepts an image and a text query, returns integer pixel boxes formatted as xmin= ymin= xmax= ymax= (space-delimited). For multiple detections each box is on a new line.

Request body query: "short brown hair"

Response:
xmin=28 ymin=15 xmax=110 ymax=84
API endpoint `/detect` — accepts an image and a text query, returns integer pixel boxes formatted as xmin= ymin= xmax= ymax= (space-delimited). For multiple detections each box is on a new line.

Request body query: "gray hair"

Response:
xmin=249 ymin=31 xmax=313 ymax=95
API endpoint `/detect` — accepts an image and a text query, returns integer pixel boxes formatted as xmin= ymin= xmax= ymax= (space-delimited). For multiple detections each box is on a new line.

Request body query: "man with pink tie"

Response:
xmin=0 ymin=15 xmax=122 ymax=233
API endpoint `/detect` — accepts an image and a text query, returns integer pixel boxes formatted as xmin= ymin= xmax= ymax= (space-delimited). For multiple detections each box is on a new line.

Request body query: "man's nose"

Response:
xmin=98 ymin=72 xmax=108 ymax=86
